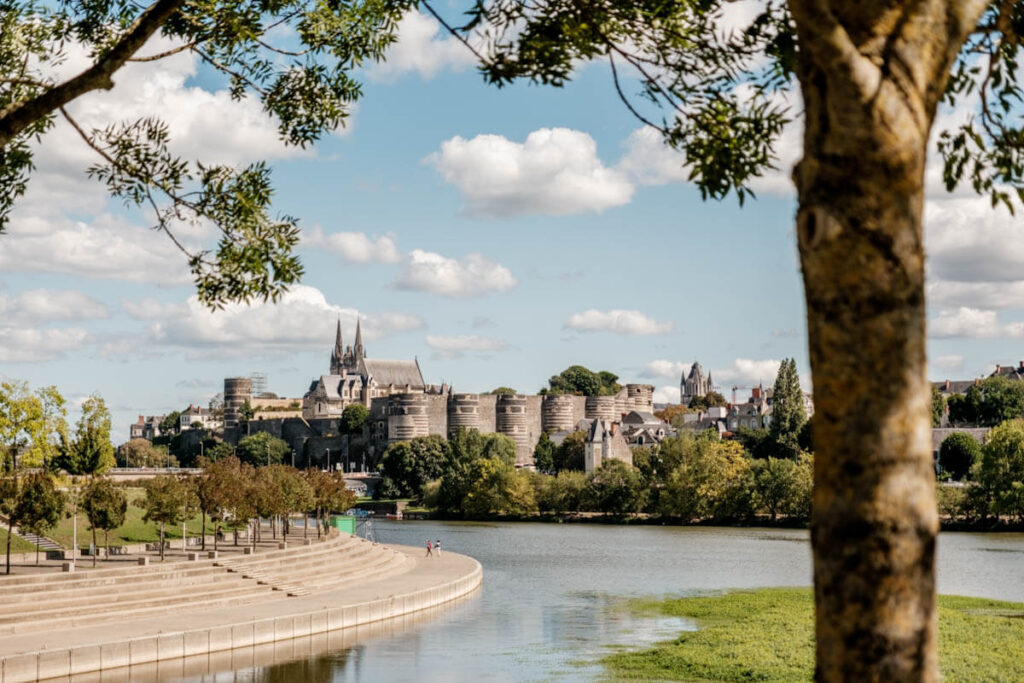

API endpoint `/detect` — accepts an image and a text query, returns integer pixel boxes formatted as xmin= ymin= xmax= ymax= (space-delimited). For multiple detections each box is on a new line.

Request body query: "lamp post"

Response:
xmin=325 ymin=448 xmax=330 ymax=472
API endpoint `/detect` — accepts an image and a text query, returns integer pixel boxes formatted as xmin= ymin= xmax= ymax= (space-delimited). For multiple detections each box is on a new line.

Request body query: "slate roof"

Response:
xmin=622 ymin=410 xmax=661 ymax=425
xmin=931 ymin=427 xmax=989 ymax=452
xmin=362 ymin=359 xmax=425 ymax=387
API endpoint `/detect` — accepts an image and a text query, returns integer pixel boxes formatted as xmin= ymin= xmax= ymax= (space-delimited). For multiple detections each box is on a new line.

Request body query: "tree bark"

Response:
xmin=786 ymin=1 xmax=987 ymax=679
xmin=92 ymin=526 xmax=97 ymax=567
xmin=201 ymin=511 xmax=206 ymax=551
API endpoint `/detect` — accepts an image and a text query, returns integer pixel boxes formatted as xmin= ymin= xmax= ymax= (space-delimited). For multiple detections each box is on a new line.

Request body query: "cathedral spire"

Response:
xmin=334 ymin=318 xmax=343 ymax=357
xmin=354 ymin=316 xmax=364 ymax=360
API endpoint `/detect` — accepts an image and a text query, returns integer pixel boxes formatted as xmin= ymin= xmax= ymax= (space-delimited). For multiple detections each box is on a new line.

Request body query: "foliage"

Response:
xmin=933 ymin=386 xmax=948 ymax=428
xmin=159 ymin=411 xmax=181 ymax=436
xmin=461 ymin=457 xmax=537 ymax=516
xmin=0 ymin=381 xmax=67 ymax=469
xmin=56 ymin=395 xmax=115 ymax=476
xmin=340 ymin=403 xmax=370 ymax=435
xmin=660 ymin=439 xmax=755 ymax=521
xmin=545 ymin=365 xmax=620 ymax=396
xmin=535 ymin=471 xmax=589 ymax=513
xmin=489 ymin=387 xmax=517 ymax=395
xmin=378 ymin=435 xmax=450 ymax=500
xmin=976 ymin=420 xmax=1024 ymax=521
xmin=14 ymin=471 xmax=66 ymax=557
xmin=948 ymin=378 xmax=1024 ymax=427
xmin=196 ymin=455 xmax=249 ymax=547
xmin=0 ymin=0 xmax=418 ymax=305
xmin=586 ymin=459 xmax=646 ymax=515
xmin=532 ymin=432 xmax=557 ymax=474
xmin=239 ymin=401 xmax=256 ymax=422
xmin=751 ymin=458 xmax=798 ymax=521
xmin=939 ymin=433 xmax=982 ymax=481
xmin=117 ymin=439 xmax=178 ymax=468
xmin=236 ymin=431 xmax=290 ymax=467
xmin=686 ymin=391 xmax=729 ymax=412
xmin=769 ymin=359 xmax=806 ymax=459
xmin=437 ymin=429 xmax=517 ymax=512
xmin=733 ymin=427 xmax=775 ymax=461
xmin=654 ymin=405 xmax=691 ymax=427
xmin=137 ymin=475 xmax=189 ymax=559
xmin=553 ymin=431 xmax=586 ymax=473
xmin=604 ymin=589 xmax=1024 ymax=682
xmin=204 ymin=442 xmax=234 ymax=461
xmin=81 ymin=477 xmax=127 ymax=561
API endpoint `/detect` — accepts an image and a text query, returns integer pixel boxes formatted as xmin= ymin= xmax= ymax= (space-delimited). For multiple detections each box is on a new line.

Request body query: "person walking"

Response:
xmin=435 ymin=539 xmax=442 ymax=557
xmin=426 ymin=539 xmax=433 ymax=557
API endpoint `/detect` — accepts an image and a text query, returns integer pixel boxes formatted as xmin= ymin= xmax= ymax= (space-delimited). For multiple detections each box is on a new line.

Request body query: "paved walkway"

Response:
xmin=0 ymin=544 xmax=478 ymax=658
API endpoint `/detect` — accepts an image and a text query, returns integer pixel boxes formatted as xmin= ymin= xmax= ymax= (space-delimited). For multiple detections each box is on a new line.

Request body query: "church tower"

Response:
xmin=354 ymin=317 xmax=365 ymax=361
xmin=681 ymin=361 xmax=709 ymax=405
xmin=329 ymin=319 xmax=344 ymax=375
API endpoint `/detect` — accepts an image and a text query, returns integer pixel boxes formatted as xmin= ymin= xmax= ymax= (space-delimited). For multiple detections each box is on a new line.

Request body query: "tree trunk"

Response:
xmin=6 ymin=519 xmax=12 ymax=575
xmin=92 ymin=525 xmax=97 ymax=567
xmin=201 ymin=511 xmax=206 ymax=551
xmin=105 ymin=529 xmax=109 ymax=559
xmin=159 ymin=522 xmax=165 ymax=562
xmin=214 ymin=521 xmax=219 ymax=552
xmin=786 ymin=3 xmax=987 ymax=679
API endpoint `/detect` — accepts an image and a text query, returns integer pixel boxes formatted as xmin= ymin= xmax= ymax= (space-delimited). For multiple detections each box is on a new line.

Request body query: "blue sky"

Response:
xmin=2 ymin=6 xmax=1022 ymax=442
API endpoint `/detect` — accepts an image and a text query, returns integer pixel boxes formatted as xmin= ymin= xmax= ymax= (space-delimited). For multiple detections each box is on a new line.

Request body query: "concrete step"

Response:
xmin=230 ymin=541 xmax=377 ymax=577
xmin=0 ymin=581 xmax=277 ymax=626
xmin=0 ymin=586 xmax=291 ymax=636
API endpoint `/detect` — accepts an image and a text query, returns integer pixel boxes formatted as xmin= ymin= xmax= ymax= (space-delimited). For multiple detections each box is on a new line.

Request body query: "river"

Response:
xmin=171 ymin=522 xmax=1024 ymax=682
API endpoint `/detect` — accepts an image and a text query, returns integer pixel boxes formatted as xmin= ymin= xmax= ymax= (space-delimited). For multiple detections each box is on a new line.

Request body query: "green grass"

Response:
xmin=603 ymin=588 xmax=1024 ymax=682
xmin=49 ymin=488 xmax=216 ymax=548
xmin=0 ymin=528 xmax=45 ymax=555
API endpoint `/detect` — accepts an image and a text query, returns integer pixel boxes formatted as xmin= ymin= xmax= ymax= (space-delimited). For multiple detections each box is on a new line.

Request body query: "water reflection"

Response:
xmin=93 ymin=522 xmax=1024 ymax=682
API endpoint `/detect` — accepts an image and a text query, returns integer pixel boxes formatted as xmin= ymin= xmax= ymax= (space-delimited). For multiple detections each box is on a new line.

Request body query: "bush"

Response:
xmin=939 ymin=432 xmax=982 ymax=481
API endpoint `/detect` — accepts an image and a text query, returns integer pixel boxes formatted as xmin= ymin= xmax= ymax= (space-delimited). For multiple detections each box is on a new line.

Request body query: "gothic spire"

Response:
xmin=334 ymin=318 xmax=343 ymax=357
xmin=354 ymin=316 xmax=364 ymax=359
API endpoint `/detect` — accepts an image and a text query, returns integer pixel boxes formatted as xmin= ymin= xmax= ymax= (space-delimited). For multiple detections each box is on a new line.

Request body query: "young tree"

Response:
xmin=196 ymin=456 xmax=246 ymax=551
xmin=769 ymin=359 xmax=806 ymax=459
xmin=932 ymin=386 xmax=947 ymax=428
xmin=975 ymin=420 xmax=1024 ymax=522
xmin=586 ymin=460 xmax=646 ymax=515
xmin=553 ymin=431 xmax=586 ymax=473
xmin=236 ymin=431 xmax=289 ymax=467
xmin=81 ymin=478 xmax=127 ymax=566
xmin=158 ymin=411 xmax=182 ymax=437
xmin=0 ymin=381 xmax=67 ymax=470
xmin=56 ymin=396 xmax=116 ymax=477
xmin=12 ymin=471 xmax=66 ymax=567
xmin=117 ymin=439 xmax=177 ymax=467
xmin=340 ymin=404 xmax=370 ymax=435
xmin=488 ymin=387 xmax=517 ymax=395
xmin=751 ymin=457 xmax=799 ymax=522
xmin=306 ymin=469 xmax=357 ymax=538
xmin=137 ymin=475 xmax=187 ymax=561
xmin=938 ymin=432 xmax=982 ymax=482
xmin=378 ymin=436 xmax=450 ymax=499
xmin=532 ymin=433 xmax=557 ymax=473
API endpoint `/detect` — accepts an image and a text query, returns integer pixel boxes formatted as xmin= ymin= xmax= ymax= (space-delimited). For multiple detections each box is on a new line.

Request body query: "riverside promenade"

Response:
xmin=0 ymin=533 xmax=482 ymax=681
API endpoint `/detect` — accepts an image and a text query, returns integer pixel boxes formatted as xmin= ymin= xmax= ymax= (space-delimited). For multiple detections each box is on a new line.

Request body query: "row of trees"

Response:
xmin=937 ymin=420 xmax=1024 ymax=525
xmin=936 ymin=376 xmax=1024 ymax=428
xmin=379 ymin=429 xmax=814 ymax=521
xmin=138 ymin=458 xmax=357 ymax=561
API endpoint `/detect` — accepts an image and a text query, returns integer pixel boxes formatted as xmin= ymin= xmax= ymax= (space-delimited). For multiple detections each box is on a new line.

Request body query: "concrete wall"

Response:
xmin=0 ymin=555 xmax=482 ymax=683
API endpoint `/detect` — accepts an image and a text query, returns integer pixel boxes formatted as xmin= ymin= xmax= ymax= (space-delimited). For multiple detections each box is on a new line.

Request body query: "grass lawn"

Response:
xmin=48 ymin=487 xmax=216 ymax=549
xmin=604 ymin=588 xmax=1024 ymax=682
xmin=0 ymin=528 xmax=46 ymax=555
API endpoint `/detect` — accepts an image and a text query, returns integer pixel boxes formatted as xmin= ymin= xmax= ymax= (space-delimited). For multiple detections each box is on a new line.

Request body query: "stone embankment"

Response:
xmin=0 ymin=533 xmax=482 ymax=681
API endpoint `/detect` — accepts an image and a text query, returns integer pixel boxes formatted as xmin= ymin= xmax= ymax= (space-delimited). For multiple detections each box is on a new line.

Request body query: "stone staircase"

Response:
xmin=11 ymin=529 xmax=61 ymax=552
xmin=0 ymin=533 xmax=410 ymax=635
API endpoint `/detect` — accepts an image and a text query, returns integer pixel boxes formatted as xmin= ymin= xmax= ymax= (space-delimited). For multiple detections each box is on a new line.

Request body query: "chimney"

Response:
xmin=996 ymin=365 xmax=1001 ymax=374
xmin=945 ymin=380 xmax=950 ymax=391
xmin=137 ymin=415 xmax=144 ymax=424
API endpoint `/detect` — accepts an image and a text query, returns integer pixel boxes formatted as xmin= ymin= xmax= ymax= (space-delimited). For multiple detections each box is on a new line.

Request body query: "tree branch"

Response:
xmin=0 ymin=0 xmax=186 ymax=147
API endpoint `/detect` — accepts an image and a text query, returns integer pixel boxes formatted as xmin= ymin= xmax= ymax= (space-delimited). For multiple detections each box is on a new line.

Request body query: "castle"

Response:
xmin=296 ymin=322 xmax=655 ymax=466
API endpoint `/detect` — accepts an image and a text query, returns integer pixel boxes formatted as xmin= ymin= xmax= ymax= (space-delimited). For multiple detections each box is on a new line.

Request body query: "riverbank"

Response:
xmin=603 ymin=588 xmax=1024 ymax=681
xmin=0 ymin=540 xmax=481 ymax=682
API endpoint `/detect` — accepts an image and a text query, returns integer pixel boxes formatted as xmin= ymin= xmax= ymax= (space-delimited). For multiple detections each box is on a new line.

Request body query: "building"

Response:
xmin=179 ymin=404 xmax=221 ymax=431
xmin=728 ymin=385 xmax=773 ymax=431
xmin=680 ymin=361 xmax=713 ymax=405
xmin=679 ymin=406 xmax=729 ymax=436
xmin=584 ymin=418 xmax=633 ymax=473
xmin=129 ymin=415 xmax=165 ymax=441
xmin=619 ymin=410 xmax=672 ymax=447
xmin=303 ymin=319 xmax=431 ymax=419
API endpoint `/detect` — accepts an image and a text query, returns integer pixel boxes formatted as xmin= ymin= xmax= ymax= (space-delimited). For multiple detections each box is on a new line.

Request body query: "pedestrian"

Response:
xmin=435 ymin=539 xmax=442 ymax=556
xmin=426 ymin=539 xmax=432 ymax=557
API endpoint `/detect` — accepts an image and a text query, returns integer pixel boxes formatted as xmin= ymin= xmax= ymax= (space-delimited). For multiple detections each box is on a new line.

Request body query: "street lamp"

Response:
xmin=325 ymin=448 xmax=330 ymax=472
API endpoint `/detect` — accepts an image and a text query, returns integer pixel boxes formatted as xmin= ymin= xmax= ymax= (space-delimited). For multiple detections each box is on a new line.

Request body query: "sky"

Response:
xmin=2 ymin=2 xmax=1023 ymax=443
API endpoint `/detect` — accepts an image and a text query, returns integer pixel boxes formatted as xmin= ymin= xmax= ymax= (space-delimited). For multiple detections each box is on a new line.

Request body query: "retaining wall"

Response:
xmin=0 ymin=554 xmax=482 ymax=682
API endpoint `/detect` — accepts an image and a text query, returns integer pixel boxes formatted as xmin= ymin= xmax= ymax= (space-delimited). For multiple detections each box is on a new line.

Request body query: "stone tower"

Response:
xmin=681 ymin=361 xmax=710 ymax=405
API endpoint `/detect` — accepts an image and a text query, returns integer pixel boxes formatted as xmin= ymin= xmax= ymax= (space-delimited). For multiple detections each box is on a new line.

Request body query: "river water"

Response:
xmin=172 ymin=522 xmax=1024 ymax=682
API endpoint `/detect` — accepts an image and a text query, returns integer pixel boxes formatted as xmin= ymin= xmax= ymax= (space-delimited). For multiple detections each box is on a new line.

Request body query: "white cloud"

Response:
xmin=653 ymin=385 xmax=681 ymax=404
xmin=428 ymin=128 xmax=634 ymax=217
xmin=125 ymin=285 xmax=424 ymax=358
xmin=370 ymin=11 xmax=476 ymax=81
xmin=0 ymin=327 xmax=90 ymax=363
xmin=617 ymin=127 xmax=688 ymax=186
xmin=930 ymin=307 xmax=1024 ymax=339
xmin=122 ymin=298 xmax=189 ymax=320
xmin=566 ymin=310 xmax=673 ymax=336
xmin=642 ymin=359 xmax=689 ymax=379
xmin=0 ymin=213 xmax=193 ymax=284
xmin=712 ymin=358 xmax=783 ymax=386
xmin=932 ymin=354 xmax=965 ymax=373
xmin=393 ymin=250 xmax=517 ymax=297
xmin=0 ymin=289 xmax=109 ymax=324
xmin=303 ymin=227 xmax=401 ymax=264
xmin=425 ymin=334 xmax=509 ymax=359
